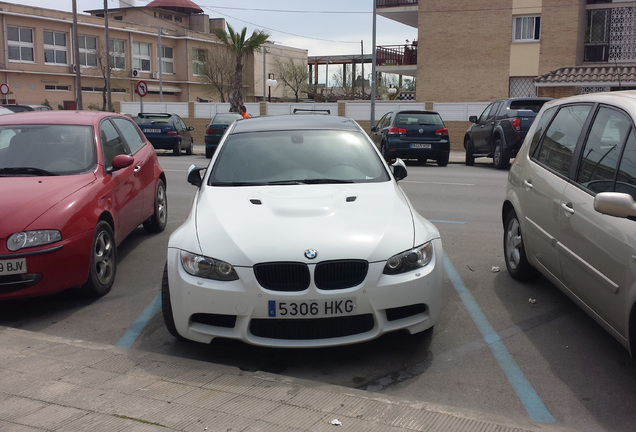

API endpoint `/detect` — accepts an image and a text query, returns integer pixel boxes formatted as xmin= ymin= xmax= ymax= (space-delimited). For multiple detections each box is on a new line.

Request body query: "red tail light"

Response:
xmin=166 ymin=130 xmax=178 ymax=136
xmin=435 ymin=128 xmax=448 ymax=136
xmin=388 ymin=126 xmax=406 ymax=135
xmin=205 ymin=125 xmax=214 ymax=134
xmin=512 ymin=118 xmax=521 ymax=131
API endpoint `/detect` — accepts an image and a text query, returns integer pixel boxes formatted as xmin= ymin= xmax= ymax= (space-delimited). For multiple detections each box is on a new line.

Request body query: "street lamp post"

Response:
xmin=266 ymin=73 xmax=277 ymax=103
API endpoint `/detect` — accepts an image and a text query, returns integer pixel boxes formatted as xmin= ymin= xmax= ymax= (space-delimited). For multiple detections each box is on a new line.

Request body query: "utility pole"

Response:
xmin=72 ymin=0 xmax=82 ymax=110
xmin=104 ymin=0 xmax=112 ymax=111
xmin=370 ymin=1 xmax=377 ymax=128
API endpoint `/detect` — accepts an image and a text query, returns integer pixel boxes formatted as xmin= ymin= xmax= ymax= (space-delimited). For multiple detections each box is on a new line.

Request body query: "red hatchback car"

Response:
xmin=0 ymin=111 xmax=167 ymax=300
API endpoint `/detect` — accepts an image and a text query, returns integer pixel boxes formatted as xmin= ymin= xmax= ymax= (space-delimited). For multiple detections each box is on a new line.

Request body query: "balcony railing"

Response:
xmin=376 ymin=43 xmax=417 ymax=66
xmin=376 ymin=0 xmax=418 ymax=7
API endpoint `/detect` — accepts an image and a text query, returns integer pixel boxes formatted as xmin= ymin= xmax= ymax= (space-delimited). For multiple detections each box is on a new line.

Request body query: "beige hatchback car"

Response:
xmin=502 ymin=91 xmax=636 ymax=357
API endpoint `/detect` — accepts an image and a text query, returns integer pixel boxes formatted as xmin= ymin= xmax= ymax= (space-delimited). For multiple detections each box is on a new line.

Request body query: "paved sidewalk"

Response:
xmin=1 ymin=326 xmax=577 ymax=432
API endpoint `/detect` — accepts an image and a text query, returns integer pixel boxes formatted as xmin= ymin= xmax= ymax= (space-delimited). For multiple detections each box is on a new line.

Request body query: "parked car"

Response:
xmin=0 ymin=111 xmax=167 ymax=300
xmin=135 ymin=112 xmax=194 ymax=156
xmin=465 ymin=97 xmax=552 ymax=169
xmin=163 ymin=114 xmax=444 ymax=348
xmin=371 ymin=110 xmax=450 ymax=166
xmin=28 ymin=105 xmax=53 ymax=111
xmin=0 ymin=107 xmax=14 ymax=116
xmin=204 ymin=112 xmax=243 ymax=158
xmin=502 ymin=90 xmax=636 ymax=357
xmin=1 ymin=104 xmax=35 ymax=113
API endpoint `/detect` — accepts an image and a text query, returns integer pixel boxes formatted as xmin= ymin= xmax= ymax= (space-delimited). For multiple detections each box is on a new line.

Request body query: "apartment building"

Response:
xmin=377 ymin=0 xmax=636 ymax=102
xmin=0 ymin=1 xmax=306 ymax=109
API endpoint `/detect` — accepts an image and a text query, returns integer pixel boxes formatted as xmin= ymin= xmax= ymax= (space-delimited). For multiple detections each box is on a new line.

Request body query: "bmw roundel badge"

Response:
xmin=304 ymin=249 xmax=318 ymax=259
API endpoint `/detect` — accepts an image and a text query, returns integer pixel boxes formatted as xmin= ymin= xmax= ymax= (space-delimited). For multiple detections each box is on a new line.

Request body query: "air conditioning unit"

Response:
xmin=150 ymin=72 xmax=158 ymax=79
xmin=70 ymin=65 xmax=78 ymax=73
xmin=131 ymin=69 xmax=140 ymax=78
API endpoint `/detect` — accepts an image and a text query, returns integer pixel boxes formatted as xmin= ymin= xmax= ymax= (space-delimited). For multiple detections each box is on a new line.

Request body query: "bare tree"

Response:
xmin=200 ymin=47 xmax=235 ymax=102
xmin=273 ymin=57 xmax=310 ymax=102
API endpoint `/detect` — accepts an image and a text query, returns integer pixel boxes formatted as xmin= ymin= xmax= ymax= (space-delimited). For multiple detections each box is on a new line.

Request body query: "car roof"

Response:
xmin=1 ymin=104 xmax=35 ymax=112
xmin=0 ymin=110 xmax=128 ymax=126
xmin=542 ymin=90 xmax=636 ymax=112
xmin=230 ymin=115 xmax=362 ymax=133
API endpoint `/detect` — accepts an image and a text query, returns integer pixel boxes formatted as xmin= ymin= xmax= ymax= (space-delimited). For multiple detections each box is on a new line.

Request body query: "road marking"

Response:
xmin=444 ymin=253 xmax=556 ymax=424
xmin=116 ymin=292 xmax=162 ymax=349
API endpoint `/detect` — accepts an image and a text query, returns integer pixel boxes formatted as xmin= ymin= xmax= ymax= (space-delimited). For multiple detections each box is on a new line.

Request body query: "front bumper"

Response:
xmin=166 ymin=238 xmax=444 ymax=347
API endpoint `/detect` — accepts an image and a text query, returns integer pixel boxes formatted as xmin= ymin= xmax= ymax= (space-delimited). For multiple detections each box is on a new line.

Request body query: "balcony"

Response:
xmin=376 ymin=0 xmax=418 ymax=28
xmin=375 ymin=43 xmax=417 ymax=77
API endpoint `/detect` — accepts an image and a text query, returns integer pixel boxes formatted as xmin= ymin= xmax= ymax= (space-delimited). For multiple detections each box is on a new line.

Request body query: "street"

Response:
xmin=1 ymin=151 xmax=635 ymax=432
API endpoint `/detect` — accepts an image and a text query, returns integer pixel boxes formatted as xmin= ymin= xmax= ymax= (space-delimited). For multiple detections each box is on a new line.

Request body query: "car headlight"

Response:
xmin=7 ymin=230 xmax=62 ymax=252
xmin=180 ymin=250 xmax=238 ymax=281
xmin=383 ymin=242 xmax=433 ymax=275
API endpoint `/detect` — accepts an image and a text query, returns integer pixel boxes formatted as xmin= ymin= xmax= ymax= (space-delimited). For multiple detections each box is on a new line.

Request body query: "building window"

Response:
xmin=192 ymin=48 xmax=206 ymax=76
xmin=509 ymin=77 xmax=537 ymax=97
xmin=109 ymin=39 xmax=126 ymax=69
xmin=45 ymin=85 xmax=70 ymax=91
xmin=44 ymin=30 xmax=67 ymax=65
xmin=79 ymin=35 xmax=98 ymax=67
xmin=513 ymin=16 xmax=541 ymax=42
xmin=161 ymin=46 xmax=174 ymax=74
xmin=8 ymin=26 xmax=34 ymax=62
xmin=133 ymin=42 xmax=151 ymax=72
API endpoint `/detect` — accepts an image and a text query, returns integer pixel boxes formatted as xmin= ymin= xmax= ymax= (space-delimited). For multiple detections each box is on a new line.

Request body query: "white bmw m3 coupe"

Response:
xmin=163 ymin=114 xmax=444 ymax=348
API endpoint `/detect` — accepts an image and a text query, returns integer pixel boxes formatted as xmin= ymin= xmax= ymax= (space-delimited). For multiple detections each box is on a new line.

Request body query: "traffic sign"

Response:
xmin=136 ymin=80 xmax=148 ymax=97
xmin=0 ymin=83 xmax=9 ymax=95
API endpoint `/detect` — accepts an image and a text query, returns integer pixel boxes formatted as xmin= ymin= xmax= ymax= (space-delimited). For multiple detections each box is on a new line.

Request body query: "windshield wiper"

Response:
xmin=210 ymin=181 xmax=266 ymax=186
xmin=0 ymin=167 xmax=59 ymax=176
xmin=299 ymin=178 xmax=354 ymax=184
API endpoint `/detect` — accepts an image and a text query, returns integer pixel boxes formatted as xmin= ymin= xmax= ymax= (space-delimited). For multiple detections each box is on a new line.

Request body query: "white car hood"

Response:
xmin=191 ymin=182 xmax=435 ymax=266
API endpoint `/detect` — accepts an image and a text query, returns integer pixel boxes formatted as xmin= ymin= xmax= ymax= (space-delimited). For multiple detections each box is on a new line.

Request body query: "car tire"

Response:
xmin=503 ymin=209 xmax=539 ymax=281
xmin=173 ymin=140 xmax=182 ymax=156
xmin=437 ymin=154 xmax=449 ymax=167
xmin=465 ymin=138 xmax=475 ymax=166
xmin=186 ymin=139 xmax=193 ymax=155
xmin=77 ymin=220 xmax=116 ymax=297
xmin=143 ymin=179 xmax=168 ymax=233
xmin=381 ymin=142 xmax=395 ymax=163
xmin=205 ymin=147 xmax=212 ymax=158
xmin=161 ymin=264 xmax=182 ymax=338
xmin=493 ymin=139 xmax=510 ymax=169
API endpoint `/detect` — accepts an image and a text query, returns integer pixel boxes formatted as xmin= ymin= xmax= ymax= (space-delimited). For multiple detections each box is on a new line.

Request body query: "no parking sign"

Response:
xmin=0 ymin=83 xmax=9 ymax=96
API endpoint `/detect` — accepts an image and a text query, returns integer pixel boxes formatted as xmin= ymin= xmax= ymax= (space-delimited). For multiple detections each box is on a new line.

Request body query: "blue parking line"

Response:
xmin=443 ymin=253 xmax=556 ymax=424
xmin=116 ymin=292 xmax=162 ymax=349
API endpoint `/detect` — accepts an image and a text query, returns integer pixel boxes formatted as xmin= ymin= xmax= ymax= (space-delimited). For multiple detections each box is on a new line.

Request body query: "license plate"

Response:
xmin=144 ymin=128 xmax=161 ymax=133
xmin=411 ymin=143 xmax=431 ymax=149
xmin=268 ymin=297 xmax=356 ymax=318
xmin=0 ymin=258 xmax=27 ymax=276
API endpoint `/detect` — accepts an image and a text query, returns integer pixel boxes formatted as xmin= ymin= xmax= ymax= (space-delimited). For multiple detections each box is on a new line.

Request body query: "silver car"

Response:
xmin=502 ymin=91 xmax=636 ymax=357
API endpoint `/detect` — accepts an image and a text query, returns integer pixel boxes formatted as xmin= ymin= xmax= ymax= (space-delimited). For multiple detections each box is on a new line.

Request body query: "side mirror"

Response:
xmin=370 ymin=126 xmax=377 ymax=133
xmin=391 ymin=158 xmax=407 ymax=182
xmin=187 ymin=126 xmax=194 ymax=131
xmin=594 ymin=192 xmax=636 ymax=218
xmin=469 ymin=115 xmax=478 ymax=123
xmin=187 ymin=164 xmax=206 ymax=187
xmin=111 ymin=154 xmax=134 ymax=171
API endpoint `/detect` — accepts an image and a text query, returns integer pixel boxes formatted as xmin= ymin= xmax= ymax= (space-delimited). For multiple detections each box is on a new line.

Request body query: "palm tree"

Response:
xmin=213 ymin=24 xmax=270 ymax=112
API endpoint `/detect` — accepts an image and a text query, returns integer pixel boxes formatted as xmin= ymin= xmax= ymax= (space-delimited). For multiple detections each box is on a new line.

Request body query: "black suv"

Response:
xmin=371 ymin=110 xmax=450 ymax=166
xmin=464 ymin=98 xmax=552 ymax=169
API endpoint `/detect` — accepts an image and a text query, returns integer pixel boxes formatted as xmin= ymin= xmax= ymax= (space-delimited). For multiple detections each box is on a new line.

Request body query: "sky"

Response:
xmin=18 ymin=0 xmax=416 ymax=57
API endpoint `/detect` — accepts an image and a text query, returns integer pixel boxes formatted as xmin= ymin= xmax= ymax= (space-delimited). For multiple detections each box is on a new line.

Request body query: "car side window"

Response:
xmin=379 ymin=113 xmax=391 ymax=129
xmin=100 ymin=119 xmax=129 ymax=170
xmin=478 ymin=103 xmax=494 ymax=124
xmin=576 ymin=106 xmax=629 ymax=194
xmin=615 ymin=129 xmax=636 ymax=200
xmin=536 ymin=104 xmax=592 ymax=177
xmin=529 ymin=106 xmax=557 ymax=157
xmin=112 ymin=117 xmax=145 ymax=154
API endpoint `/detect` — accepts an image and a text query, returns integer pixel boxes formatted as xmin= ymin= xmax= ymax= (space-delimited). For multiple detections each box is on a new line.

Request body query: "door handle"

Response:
xmin=523 ymin=179 xmax=533 ymax=189
xmin=134 ymin=165 xmax=142 ymax=174
xmin=560 ymin=201 xmax=575 ymax=215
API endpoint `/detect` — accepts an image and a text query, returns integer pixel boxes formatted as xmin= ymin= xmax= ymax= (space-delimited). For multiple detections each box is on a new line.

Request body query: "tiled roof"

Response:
xmin=535 ymin=65 xmax=636 ymax=86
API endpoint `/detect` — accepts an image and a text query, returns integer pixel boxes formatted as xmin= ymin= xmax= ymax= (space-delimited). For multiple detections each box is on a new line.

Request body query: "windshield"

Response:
xmin=0 ymin=125 xmax=96 ymax=176
xmin=209 ymin=129 xmax=390 ymax=185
